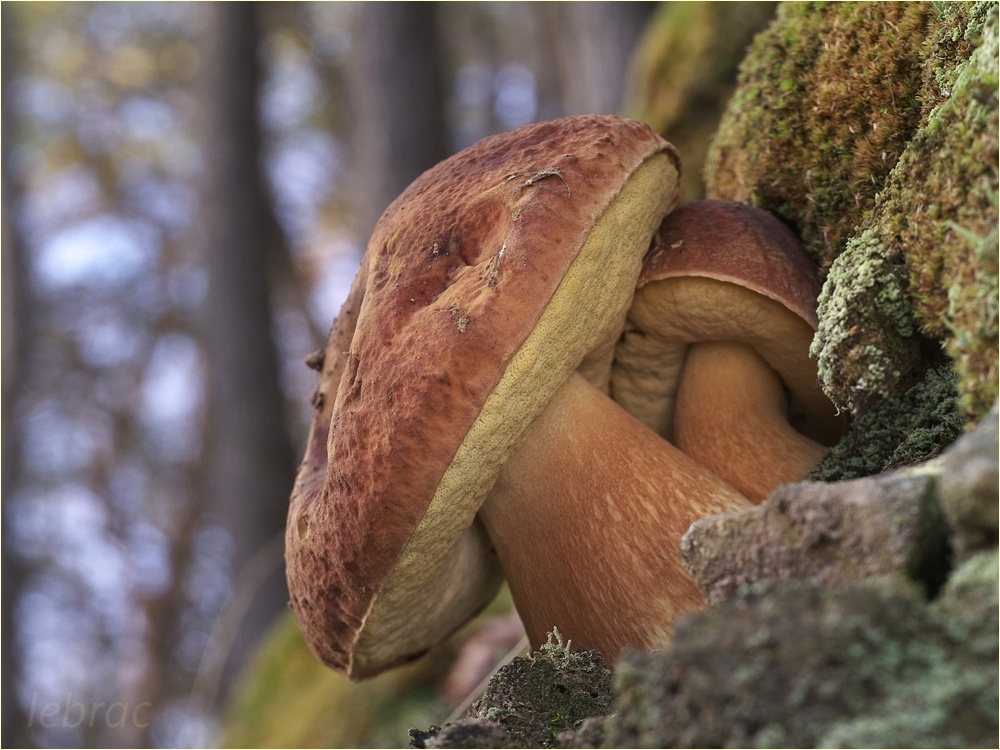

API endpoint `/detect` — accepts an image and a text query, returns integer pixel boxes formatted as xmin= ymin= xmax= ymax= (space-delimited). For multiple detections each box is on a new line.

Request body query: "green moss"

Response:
xmin=705 ymin=2 xmax=933 ymax=268
xmin=715 ymin=2 xmax=997 ymax=418
xmin=900 ymin=5 xmax=999 ymax=418
xmin=810 ymin=3 xmax=998 ymax=419
xmin=465 ymin=630 xmax=614 ymax=747
xmin=920 ymin=1 xmax=996 ymax=117
xmin=411 ymin=630 xmax=614 ymax=748
xmin=808 ymin=364 xmax=963 ymax=481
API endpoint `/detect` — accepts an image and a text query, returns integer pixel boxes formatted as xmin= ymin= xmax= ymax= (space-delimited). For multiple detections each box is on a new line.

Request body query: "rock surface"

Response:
xmin=600 ymin=551 xmax=998 ymax=749
xmin=938 ymin=404 xmax=1000 ymax=561
xmin=681 ymin=466 xmax=949 ymax=605
xmin=682 ymin=403 xmax=997 ymax=606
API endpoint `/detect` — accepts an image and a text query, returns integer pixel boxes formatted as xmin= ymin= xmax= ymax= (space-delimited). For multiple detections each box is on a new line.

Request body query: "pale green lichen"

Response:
xmin=810 ymin=229 xmax=926 ymax=414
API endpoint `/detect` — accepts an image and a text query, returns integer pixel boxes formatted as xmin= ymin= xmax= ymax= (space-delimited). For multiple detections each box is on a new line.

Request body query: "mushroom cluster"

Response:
xmin=285 ymin=115 xmax=844 ymax=679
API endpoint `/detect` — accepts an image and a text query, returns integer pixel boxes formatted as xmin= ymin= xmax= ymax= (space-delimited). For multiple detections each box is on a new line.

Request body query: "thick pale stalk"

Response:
xmin=478 ymin=372 xmax=751 ymax=660
xmin=674 ymin=341 xmax=827 ymax=503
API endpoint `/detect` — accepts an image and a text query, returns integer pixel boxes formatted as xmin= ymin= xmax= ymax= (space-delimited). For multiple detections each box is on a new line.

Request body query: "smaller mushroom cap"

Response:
xmin=612 ymin=199 xmax=843 ymax=445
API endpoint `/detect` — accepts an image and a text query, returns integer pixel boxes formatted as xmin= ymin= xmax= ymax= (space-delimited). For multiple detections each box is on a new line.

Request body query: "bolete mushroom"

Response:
xmin=612 ymin=199 xmax=847 ymax=503
xmin=285 ymin=116 xmax=752 ymax=678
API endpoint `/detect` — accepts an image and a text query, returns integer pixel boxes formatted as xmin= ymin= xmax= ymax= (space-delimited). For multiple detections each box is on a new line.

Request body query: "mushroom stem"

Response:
xmin=674 ymin=340 xmax=828 ymax=503
xmin=478 ymin=371 xmax=751 ymax=660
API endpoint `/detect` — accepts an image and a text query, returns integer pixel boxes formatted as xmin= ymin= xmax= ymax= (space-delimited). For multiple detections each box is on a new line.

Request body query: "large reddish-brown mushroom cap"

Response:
xmin=285 ymin=115 xmax=682 ymax=679
xmin=613 ymin=199 xmax=843 ymax=446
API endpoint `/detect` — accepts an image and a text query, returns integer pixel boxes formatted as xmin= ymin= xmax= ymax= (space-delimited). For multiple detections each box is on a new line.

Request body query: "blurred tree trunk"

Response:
xmin=549 ymin=2 xmax=657 ymax=115
xmin=348 ymin=2 xmax=449 ymax=243
xmin=1 ymin=5 xmax=30 ymax=746
xmin=196 ymin=1 xmax=296 ymax=698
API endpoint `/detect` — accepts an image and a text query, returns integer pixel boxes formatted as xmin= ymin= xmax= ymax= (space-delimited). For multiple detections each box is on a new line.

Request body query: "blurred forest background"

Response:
xmin=0 ymin=2 xmax=769 ymax=747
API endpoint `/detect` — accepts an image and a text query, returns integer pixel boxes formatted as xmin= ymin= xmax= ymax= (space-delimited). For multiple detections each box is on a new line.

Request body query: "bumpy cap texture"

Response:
xmin=286 ymin=115 xmax=680 ymax=678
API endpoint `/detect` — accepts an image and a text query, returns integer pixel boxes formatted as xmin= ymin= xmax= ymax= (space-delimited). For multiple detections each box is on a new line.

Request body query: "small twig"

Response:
xmin=516 ymin=167 xmax=571 ymax=197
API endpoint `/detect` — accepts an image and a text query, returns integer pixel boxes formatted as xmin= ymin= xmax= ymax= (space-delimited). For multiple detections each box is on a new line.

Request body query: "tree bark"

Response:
xmin=347 ymin=2 xmax=450 ymax=243
xmin=550 ymin=2 xmax=657 ymax=115
xmin=1 ymin=5 xmax=31 ymax=746
xmin=196 ymin=1 xmax=296 ymax=698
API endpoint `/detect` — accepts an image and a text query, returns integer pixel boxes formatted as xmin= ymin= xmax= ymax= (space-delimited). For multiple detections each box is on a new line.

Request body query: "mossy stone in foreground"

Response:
xmin=603 ymin=552 xmax=999 ymax=748
xmin=471 ymin=633 xmax=613 ymax=747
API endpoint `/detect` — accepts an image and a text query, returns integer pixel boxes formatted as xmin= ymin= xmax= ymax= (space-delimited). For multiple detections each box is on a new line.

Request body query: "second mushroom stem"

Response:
xmin=673 ymin=340 xmax=828 ymax=503
xmin=478 ymin=371 xmax=752 ymax=661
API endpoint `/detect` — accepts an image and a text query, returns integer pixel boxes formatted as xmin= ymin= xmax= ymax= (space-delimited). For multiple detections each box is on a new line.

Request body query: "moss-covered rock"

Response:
xmin=599 ymin=550 xmax=998 ymax=749
xmin=412 ymin=631 xmax=614 ymax=749
xmin=820 ymin=550 xmax=1000 ymax=748
xmin=707 ymin=2 xmax=998 ymax=418
xmin=682 ymin=462 xmax=951 ymax=606
xmin=811 ymin=3 xmax=998 ymax=416
xmin=705 ymin=2 xmax=933 ymax=268
xmin=898 ymin=5 xmax=999 ymax=418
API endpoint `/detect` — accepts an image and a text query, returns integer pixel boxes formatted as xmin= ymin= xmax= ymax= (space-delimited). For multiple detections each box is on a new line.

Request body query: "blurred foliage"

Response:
xmin=222 ymin=590 xmax=518 ymax=749
xmin=625 ymin=1 xmax=777 ymax=202
xmin=222 ymin=613 xmax=453 ymax=749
